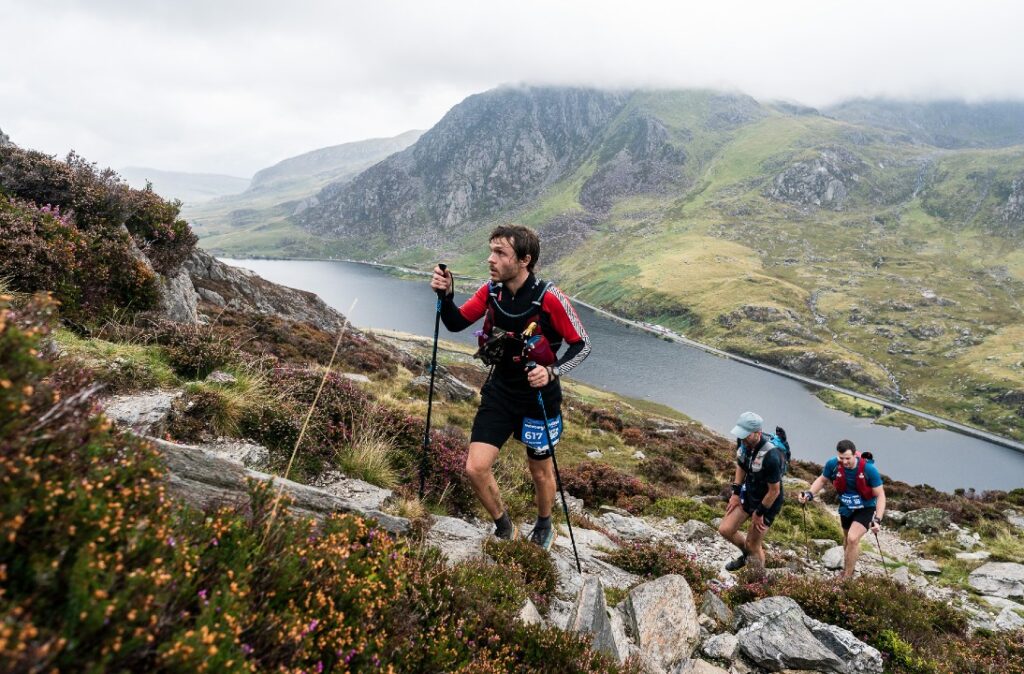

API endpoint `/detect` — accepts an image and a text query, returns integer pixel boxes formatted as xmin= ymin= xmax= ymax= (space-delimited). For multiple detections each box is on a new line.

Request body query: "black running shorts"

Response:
xmin=840 ymin=507 xmax=876 ymax=531
xmin=741 ymin=493 xmax=783 ymax=527
xmin=470 ymin=381 xmax=560 ymax=461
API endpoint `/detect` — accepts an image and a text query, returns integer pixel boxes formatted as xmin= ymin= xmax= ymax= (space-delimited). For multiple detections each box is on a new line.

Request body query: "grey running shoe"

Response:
xmin=725 ymin=554 xmax=748 ymax=571
xmin=529 ymin=525 xmax=555 ymax=551
xmin=494 ymin=513 xmax=515 ymax=540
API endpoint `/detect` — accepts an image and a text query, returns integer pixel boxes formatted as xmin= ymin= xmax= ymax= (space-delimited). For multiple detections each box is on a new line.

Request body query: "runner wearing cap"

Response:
xmin=717 ymin=411 xmax=787 ymax=572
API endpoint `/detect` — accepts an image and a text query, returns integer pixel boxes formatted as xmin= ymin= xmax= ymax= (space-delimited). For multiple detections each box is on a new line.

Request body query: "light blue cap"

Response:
xmin=730 ymin=411 xmax=763 ymax=439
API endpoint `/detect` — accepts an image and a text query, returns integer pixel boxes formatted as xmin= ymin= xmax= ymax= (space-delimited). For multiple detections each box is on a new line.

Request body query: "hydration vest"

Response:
xmin=831 ymin=455 xmax=875 ymax=500
xmin=476 ymin=279 xmax=557 ymax=367
xmin=736 ymin=433 xmax=790 ymax=478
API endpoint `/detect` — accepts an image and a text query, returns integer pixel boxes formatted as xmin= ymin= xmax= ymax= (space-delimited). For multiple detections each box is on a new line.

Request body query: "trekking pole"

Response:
xmin=800 ymin=500 xmax=811 ymax=564
xmin=534 ymin=380 xmax=582 ymax=574
xmin=419 ymin=263 xmax=447 ymax=500
xmin=873 ymin=530 xmax=891 ymax=578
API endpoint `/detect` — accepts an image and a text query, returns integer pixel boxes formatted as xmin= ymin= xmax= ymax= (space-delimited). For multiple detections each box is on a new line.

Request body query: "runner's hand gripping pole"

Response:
xmin=530 ymin=363 xmax=582 ymax=574
xmin=420 ymin=263 xmax=447 ymax=500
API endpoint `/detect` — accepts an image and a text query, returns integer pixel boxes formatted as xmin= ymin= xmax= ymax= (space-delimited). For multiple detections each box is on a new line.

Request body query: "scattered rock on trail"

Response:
xmin=566 ymin=576 xmax=621 ymax=661
xmin=822 ymin=545 xmax=845 ymax=570
xmin=699 ymin=590 xmax=734 ymax=629
xmin=205 ymin=370 xmax=237 ymax=384
xmin=701 ymin=632 xmax=738 ymax=661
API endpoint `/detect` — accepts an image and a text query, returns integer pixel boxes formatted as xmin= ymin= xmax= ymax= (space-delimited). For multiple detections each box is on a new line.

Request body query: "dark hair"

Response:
xmin=836 ymin=439 xmax=857 ymax=455
xmin=489 ymin=224 xmax=540 ymax=272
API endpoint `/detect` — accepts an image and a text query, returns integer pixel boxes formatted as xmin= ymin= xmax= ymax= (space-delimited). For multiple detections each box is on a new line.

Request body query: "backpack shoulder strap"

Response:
xmin=531 ymin=280 xmax=552 ymax=307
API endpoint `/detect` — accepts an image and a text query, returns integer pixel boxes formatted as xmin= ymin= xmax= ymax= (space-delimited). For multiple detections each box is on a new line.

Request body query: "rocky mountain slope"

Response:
xmin=274 ymin=86 xmax=1024 ymax=441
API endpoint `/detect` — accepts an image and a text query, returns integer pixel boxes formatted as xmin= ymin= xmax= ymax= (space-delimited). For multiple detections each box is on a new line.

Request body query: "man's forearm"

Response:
xmin=760 ymin=484 xmax=781 ymax=510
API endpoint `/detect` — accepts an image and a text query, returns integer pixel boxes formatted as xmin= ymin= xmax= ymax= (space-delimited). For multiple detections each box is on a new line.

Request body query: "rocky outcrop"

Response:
xmin=408 ymin=371 xmax=476 ymax=402
xmin=1000 ymin=176 xmax=1024 ymax=226
xmin=152 ymin=437 xmax=409 ymax=535
xmin=157 ymin=265 xmax=200 ymax=323
xmin=765 ymin=146 xmax=866 ymax=211
xmin=102 ymin=390 xmax=181 ymax=435
xmin=578 ymin=112 xmax=687 ymax=213
xmin=734 ymin=596 xmax=883 ymax=674
xmin=297 ymin=87 xmax=627 ymax=245
xmin=903 ymin=507 xmax=951 ymax=533
xmin=775 ymin=350 xmax=885 ymax=393
xmin=184 ymin=248 xmax=346 ymax=331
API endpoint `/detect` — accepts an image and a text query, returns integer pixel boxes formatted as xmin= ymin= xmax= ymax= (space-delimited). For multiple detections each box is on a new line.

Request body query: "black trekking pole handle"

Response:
xmin=419 ymin=263 xmax=447 ymax=500
xmin=533 ymin=376 xmax=582 ymax=574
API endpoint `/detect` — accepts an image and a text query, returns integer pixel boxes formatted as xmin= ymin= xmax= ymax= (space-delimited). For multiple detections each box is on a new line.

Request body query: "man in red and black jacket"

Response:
xmin=430 ymin=225 xmax=591 ymax=549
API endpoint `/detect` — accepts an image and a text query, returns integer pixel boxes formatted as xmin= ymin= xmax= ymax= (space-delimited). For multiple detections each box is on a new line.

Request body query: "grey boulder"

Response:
xmin=621 ymin=574 xmax=700 ymax=673
xmin=734 ymin=596 xmax=882 ymax=674
xmin=903 ymin=508 xmax=950 ymax=533
xmin=566 ymin=575 xmax=620 ymax=661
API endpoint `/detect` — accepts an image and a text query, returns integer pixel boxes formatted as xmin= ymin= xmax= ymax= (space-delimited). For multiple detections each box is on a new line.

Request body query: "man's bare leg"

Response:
xmin=843 ymin=522 xmax=868 ymax=579
xmin=718 ymin=506 xmax=751 ymax=552
xmin=527 ymin=457 xmax=556 ymax=519
xmin=465 ymin=442 xmax=503 ymax=519
xmin=745 ymin=523 xmax=767 ymax=571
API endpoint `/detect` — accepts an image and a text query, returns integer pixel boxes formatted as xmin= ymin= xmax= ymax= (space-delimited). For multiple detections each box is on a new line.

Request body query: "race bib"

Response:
xmin=840 ymin=493 xmax=865 ymax=510
xmin=521 ymin=415 xmax=562 ymax=454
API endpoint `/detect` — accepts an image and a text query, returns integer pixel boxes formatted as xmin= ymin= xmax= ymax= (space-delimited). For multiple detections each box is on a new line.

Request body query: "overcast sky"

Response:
xmin=3 ymin=0 xmax=1023 ymax=177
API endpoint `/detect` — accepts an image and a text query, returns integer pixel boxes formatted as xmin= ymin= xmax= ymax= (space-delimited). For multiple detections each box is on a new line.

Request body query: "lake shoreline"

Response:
xmin=216 ymin=253 xmax=1024 ymax=456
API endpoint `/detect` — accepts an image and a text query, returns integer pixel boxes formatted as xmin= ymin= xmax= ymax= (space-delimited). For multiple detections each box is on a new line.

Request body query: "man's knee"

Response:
xmin=528 ymin=457 xmax=554 ymax=479
xmin=465 ymin=455 xmax=492 ymax=481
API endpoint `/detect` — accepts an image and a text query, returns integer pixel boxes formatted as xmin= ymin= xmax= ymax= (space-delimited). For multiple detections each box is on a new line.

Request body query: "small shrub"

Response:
xmin=644 ymin=496 xmax=722 ymax=524
xmin=482 ymin=538 xmax=558 ymax=613
xmin=560 ymin=462 xmax=661 ymax=509
xmin=602 ymin=540 xmax=717 ymax=596
xmin=158 ymin=323 xmax=236 ymax=379
xmin=637 ymin=454 xmax=690 ymax=490
xmin=337 ymin=428 xmax=399 ymax=488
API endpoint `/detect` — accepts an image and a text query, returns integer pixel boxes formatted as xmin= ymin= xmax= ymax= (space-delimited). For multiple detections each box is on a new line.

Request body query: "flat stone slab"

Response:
xmin=202 ymin=438 xmax=269 ymax=468
xmin=425 ymin=515 xmax=490 ymax=565
xmin=969 ymin=562 xmax=1024 ymax=599
xmin=103 ymin=390 xmax=180 ymax=435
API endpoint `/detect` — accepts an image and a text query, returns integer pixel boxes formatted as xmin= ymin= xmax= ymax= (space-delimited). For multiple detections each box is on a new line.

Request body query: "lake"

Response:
xmin=221 ymin=258 xmax=1024 ymax=492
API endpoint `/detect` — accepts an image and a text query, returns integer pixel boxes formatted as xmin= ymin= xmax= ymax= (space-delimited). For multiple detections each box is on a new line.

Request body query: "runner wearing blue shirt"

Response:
xmin=799 ymin=440 xmax=886 ymax=579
